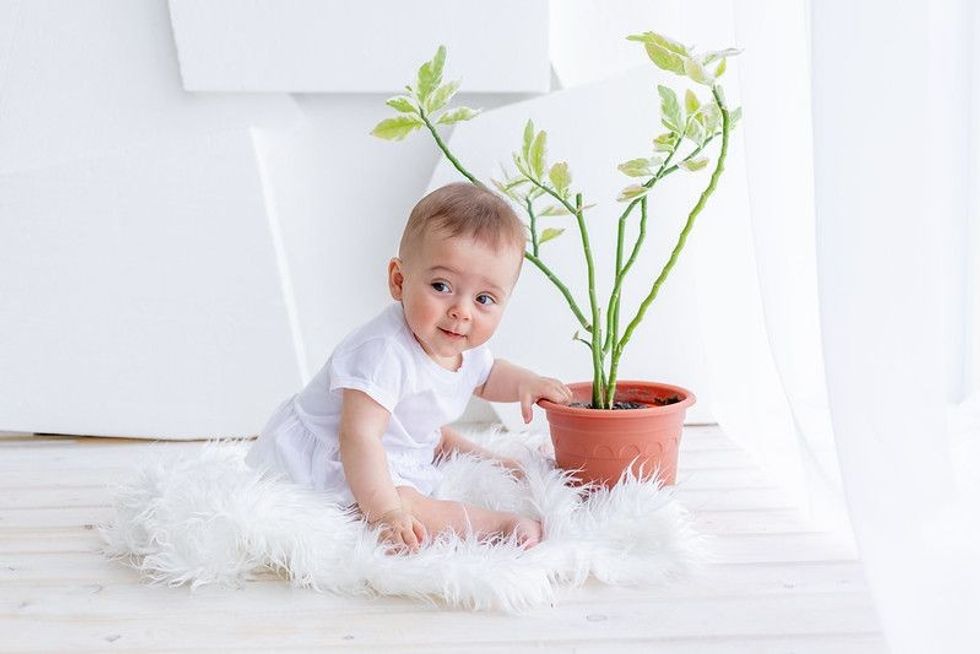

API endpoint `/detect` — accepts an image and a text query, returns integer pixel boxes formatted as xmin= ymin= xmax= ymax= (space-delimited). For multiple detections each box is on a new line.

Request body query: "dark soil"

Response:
xmin=569 ymin=394 xmax=682 ymax=410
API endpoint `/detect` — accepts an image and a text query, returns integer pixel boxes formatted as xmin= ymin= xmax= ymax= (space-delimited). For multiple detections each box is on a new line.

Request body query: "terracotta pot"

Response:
xmin=538 ymin=380 xmax=696 ymax=486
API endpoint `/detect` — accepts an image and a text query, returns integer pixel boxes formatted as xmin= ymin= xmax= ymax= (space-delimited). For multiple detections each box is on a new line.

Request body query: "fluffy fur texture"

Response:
xmin=98 ymin=427 xmax=708 ymax=612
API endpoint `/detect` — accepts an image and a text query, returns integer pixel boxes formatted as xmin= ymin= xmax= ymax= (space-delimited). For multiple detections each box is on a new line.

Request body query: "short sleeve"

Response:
xmin=471 ymin=345 xmax=495 ymax=389
xmin=327 ymin=339 xmax=408 ymax=413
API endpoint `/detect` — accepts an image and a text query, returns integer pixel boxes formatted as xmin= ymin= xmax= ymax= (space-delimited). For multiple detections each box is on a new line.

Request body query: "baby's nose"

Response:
xmin=449 ymin=304 xmax=470 ymax=320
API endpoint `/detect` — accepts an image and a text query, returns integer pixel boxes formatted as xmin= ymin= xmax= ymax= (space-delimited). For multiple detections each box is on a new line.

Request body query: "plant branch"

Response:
xmin=419 ymin=108 xmax=484 ymax=187
xmin=602 ymin=125 xmax=688 ymax=355
xmin=525 ymin=197 xmax=539 ymax=257
xmin=523 ymin=251 xmax=592 ymax=333
xmin=617 ymin=86 xmax=731 ymax=357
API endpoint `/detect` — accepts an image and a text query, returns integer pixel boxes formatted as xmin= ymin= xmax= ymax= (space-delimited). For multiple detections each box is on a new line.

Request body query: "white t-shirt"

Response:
xmin=245 ymin=302 xmax=495 ymax=502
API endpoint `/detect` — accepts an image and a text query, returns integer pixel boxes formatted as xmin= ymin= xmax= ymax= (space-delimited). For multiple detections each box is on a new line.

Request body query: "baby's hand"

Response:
xmin=370 ymin=506 xmax=426 ymax=554
xmin=518 ymin=375 xmax=573 ymax=424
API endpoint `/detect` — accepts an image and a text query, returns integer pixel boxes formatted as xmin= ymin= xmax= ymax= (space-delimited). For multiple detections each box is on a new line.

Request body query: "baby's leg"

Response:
xmin=396 ymin=486 xmax=542 ymax=548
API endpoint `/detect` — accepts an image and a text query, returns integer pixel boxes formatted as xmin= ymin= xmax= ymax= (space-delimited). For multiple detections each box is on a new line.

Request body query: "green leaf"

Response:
xmin=512 ymin=152 xmax=529 ymax=178
xmin=617 ymin=184 xmax=650 ymax=202
xmin=425 ymin=80 xmax=460 ymax=113
xmin=680 ymin=157 xmax=709 ymax=171
xmin=436 ymin=106 xmax=480 ymax=125
xmin=370 ymin=115 xmax=423 ymax=140
xmin=714 ymin=58 xmax=727 ymax=78
xmin=385 ymin=96 xmax=417 ymax=114
xmin=522 ymin=120 xmax=535 ymax=161
xmin=548 ymin=162 xmax=571 ymax=196
xmin=492 ymin=177 xmax=528 ymax=202
xmin=653 ymin=132 xmax=678 ymax=152
xmin=729 ymin=106 xmax=743 ymax=124
xmin=618 ymin=158 xmax=653 ymax=177
xmin=539 ymin=205 xmax=571 ymax=217
xmin=529 ymin=130 xmax=547 ymax=180
xmin=685 ymin=117 xmax=705 ymax=143
xmin=627 ymin=32 xmax=687 ymax=75
xmin=701 ymin=48 xmax=742 ymax=64
xmin=416 ymin=45 xmax=446 ymax=103
xmin=701 ymin=103 xmax=721 ymax=134
xmin=684 ymin=57 xmax=713 ymax=85
xmin=539 ymin=227 xmax=565 ymax=244
xmin=684 ymin=89 xmax=700 ymax=115
xmin=658 ymin=85 xmax=683 ymax=134
xmin=527 ymin=186 xmax=546 ymax=201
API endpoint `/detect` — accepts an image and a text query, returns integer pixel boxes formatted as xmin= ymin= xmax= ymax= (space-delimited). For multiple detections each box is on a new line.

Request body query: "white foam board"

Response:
xmin=167 ymin=0 xmax=550 ymax=92
xmin=0 ymin=0 xmax=301 ymax=174
xmin=549 ymin=0 xmax=738 ymax=89
xmin=0 ymin=128 xmax=303 ymax=438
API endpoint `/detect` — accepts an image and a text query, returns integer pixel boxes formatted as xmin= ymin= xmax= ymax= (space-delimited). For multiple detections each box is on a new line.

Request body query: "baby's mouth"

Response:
xmin=439 ymin=327 xmax=466 ymax=339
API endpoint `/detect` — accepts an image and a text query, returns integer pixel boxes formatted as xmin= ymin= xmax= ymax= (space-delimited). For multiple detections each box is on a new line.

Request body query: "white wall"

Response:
xmin=0 ymin=0 xmax=747 ymax=437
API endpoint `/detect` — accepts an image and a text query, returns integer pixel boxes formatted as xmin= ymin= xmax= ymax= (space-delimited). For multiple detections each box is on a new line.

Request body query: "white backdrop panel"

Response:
xmin=0 ymin=0 xmax=300 ymax=174
xmin=428 ymin=68 xmax=724 ymax=429
xmin=549 ymin=0 xmax=736 ymax=89
xmin=168 ymin=0 xmax=550 ymax=93
xmin=0 ymin=128 xmax=302 ymax=438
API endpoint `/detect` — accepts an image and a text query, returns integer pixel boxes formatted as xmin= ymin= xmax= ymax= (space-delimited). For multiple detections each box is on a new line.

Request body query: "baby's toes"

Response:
xmin=516 ymin=518 xmax=543 ymax=549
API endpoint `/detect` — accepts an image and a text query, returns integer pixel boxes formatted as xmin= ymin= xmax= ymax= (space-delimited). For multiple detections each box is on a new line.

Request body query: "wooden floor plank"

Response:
xmin=1 ymin=591 xmax=882 ymax=651
xmin=0 ymin=425 xmax=885 ymax=652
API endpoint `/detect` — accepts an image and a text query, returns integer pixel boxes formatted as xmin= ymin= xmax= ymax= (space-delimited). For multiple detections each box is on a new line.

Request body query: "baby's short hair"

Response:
xmin=399 ymin=182 xmax=527 ymax=257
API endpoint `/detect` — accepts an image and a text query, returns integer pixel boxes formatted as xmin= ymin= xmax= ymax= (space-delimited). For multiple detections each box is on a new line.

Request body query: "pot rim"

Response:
xmin=538 ymin=379 xmax=696 ymax=417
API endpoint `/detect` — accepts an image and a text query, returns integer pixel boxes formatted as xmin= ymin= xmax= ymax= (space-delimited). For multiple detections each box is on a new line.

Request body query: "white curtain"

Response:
xmin=716 ymin=0 xmax=979 ymax=650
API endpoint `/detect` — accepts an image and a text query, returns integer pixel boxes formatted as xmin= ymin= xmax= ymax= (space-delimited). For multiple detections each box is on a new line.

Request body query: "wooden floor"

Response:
xmin=0 ymin=426 xmax=885 ymax=653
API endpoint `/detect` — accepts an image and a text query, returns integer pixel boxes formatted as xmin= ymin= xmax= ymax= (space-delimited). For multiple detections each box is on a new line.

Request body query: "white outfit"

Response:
xmin=246 ymin=302 xmax=495 ymax=505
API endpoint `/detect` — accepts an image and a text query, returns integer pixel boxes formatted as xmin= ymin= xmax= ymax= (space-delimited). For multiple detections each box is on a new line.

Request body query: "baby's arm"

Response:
xmin=474 ymin=359 xmax=573 ymax=423
xmin=338 ymin=389 xmax=425 ymax=551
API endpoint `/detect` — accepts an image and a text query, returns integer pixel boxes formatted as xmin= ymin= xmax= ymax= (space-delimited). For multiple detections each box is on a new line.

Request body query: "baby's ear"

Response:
xmin=387 ymin=257 xmax=405 ymax=300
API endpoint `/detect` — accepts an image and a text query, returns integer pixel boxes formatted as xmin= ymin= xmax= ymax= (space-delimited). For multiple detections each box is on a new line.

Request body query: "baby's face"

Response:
xmin=388 ymin=230 xmax=523 ymax=367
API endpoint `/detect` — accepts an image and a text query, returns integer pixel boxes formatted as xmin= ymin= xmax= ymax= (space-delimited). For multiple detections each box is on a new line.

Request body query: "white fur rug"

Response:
xmin=98 ymin=427 xmax=707 ymax=612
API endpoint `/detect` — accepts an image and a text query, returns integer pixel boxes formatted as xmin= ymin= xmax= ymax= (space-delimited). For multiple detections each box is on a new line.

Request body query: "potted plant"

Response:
xmin=371 ymin=32 xmax=741 ymax=486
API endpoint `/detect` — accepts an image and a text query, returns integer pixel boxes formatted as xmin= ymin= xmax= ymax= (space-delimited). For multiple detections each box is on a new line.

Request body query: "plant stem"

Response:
xmin=570 ymin=192 xmax=604 ymax=408
xmin=616 ymin=86 xmax=731 ymax=359
xmin=523 ymin=251 xmax=592 ymax=333
xmin=601 ymin=131 xmax=687 ymax=356
xmin=526 ymin=197 xmax=539 ymax=256
xmin=604 ymin=196 xmax=648 ymax=407
xmin=419 ymin=108 xmax=484 ymax=187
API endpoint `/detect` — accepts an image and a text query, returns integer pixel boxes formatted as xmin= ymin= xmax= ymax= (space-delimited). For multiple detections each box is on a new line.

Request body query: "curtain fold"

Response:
xmin=809 ymin=0 xmax=979 ymax=650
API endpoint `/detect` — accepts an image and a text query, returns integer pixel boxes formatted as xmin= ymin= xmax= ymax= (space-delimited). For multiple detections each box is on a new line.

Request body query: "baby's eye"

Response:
xmin=476 ymin=294 xmax=496 ymax=306
xmin=431 ymin=281 xmax=450 ymax=293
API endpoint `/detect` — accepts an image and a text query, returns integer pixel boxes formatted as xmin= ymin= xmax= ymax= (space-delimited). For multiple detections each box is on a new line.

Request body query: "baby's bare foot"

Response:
xmin=501 ymin=515 xmax=542 ymax=549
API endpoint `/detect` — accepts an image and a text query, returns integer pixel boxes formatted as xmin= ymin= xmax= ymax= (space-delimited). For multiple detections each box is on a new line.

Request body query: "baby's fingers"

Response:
xmin=521 ymin=393 xmax=533 ymax=424
xmin=411 ymin=518 xmax=427 ymax=547
xmin=401 ymin=524 xmax=420 ymax=553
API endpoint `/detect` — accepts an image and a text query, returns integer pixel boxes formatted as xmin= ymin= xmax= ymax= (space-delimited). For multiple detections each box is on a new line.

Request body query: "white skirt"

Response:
xmin=245 ymin=397 xmax=444 ymax=506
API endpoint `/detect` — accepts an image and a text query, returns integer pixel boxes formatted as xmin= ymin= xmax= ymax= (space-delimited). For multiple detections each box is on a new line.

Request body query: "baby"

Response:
xmin=246 ymin=182 xmax=572 ymax=553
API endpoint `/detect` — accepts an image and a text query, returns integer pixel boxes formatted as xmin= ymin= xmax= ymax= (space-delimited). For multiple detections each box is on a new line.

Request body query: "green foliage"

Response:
xmin=680 ymin=157 xmax=709 ymax=172
xmin=617 ymin=184 xmax=650 ymax=202
xmin=437 ymin=107 xmax=480 ymax=125
xmin=416 ymin=46 xmax=446 ymax=103
xmin=370 ymin=115 xmax=423 ymax=141
xmin=375 ymin=32 xmax=743 ymax=409
xmin=628 ymin=31 xmax=741 ymax=88
xmin=427 ymin=80 xmax=460 ymax=113
xmin=385 ymin=96 xmax=416 ymax=114
xmin=548 ymin=162 xmax=571 ymax=197
xmin=370 ymin=46 xmax=480 ymax=141
xmin=657 ymin=85 xmax=683 ymax=134
xmin=539 ymin=227 xmax=565 ymax=244
xmin=684 ymin=89 xmax=700 ymax=115
xmin=617 ymin=156 xmax=663 ymax=178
